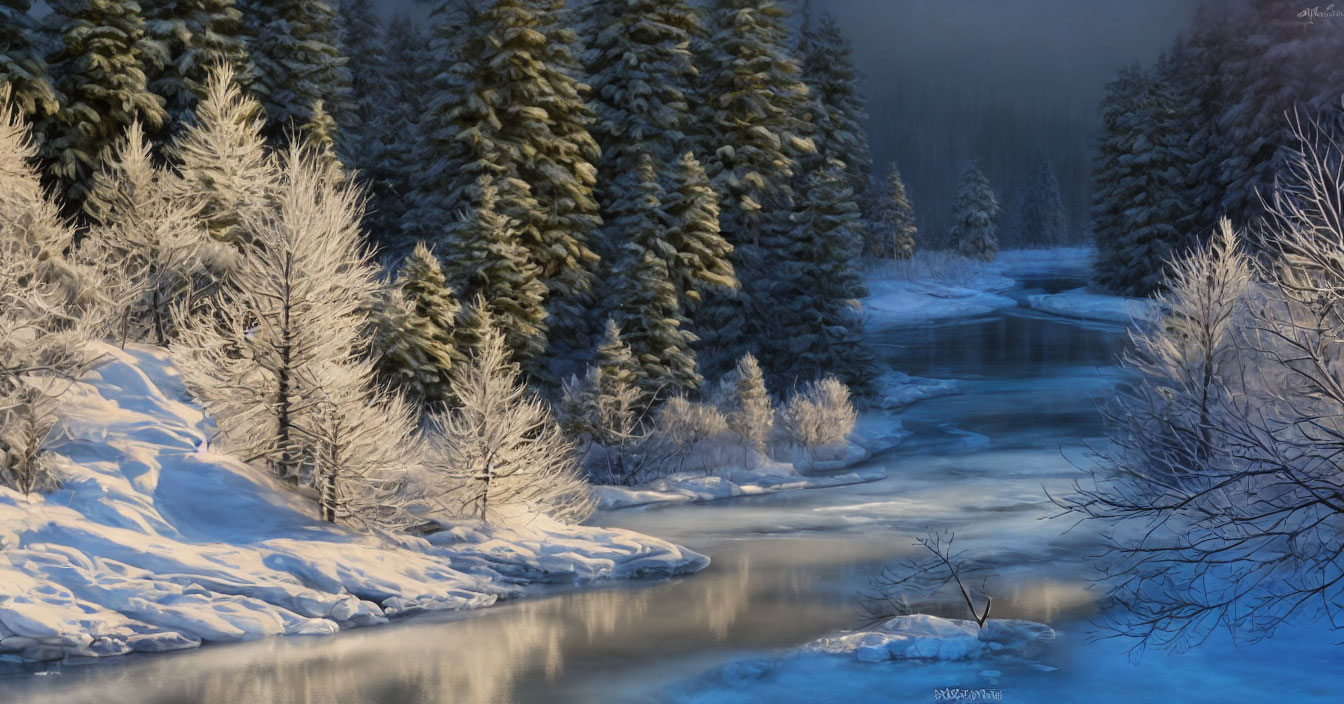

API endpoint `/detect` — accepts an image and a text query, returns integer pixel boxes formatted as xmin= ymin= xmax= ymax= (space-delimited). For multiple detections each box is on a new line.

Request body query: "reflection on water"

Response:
xmin=0 ymin=290 xmax=1128 ymax=704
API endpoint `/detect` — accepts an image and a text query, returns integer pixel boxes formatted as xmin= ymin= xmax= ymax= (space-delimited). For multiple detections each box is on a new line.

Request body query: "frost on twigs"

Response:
xmin=858 ymin=531 xmax=996 ymax=630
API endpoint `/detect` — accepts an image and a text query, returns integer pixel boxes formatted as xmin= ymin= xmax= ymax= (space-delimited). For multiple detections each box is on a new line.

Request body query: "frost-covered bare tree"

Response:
xmin=859 ymin=531 xmax=995 ymax=628
xmin=1056 ymin=119 xmax=1344 ymax=653
xmin=172 ymin=139 xmax=381 ymax=489
xmin=426 ymin=302 xmax=594 ymax=524
xmin=0 ymin=90 xmax=106 ymax=494
xmin=80 ymin=122 xmax=213 ymax=346
xmin=778 ymin=376 xmax=857 ymax=453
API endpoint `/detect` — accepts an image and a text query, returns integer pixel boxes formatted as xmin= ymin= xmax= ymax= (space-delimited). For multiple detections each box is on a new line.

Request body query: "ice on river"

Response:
xmin=1023 ymin=287 xmax=1160 ymax=325
xmin=801 ymin=614 xmax=1056 ymax=663
xmin=0 ymin=344 xmax=706 ymax=663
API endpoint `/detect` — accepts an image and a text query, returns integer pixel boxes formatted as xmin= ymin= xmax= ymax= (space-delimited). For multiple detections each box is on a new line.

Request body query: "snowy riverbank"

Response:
xmin=0 ymin=345 xmax=706 ymax=663
xmin=1022 ymin=287 xmax=1161 ymax=325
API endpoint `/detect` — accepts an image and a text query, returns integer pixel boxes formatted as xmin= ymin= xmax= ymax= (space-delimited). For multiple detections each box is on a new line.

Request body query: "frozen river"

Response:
xmin=3 ymin=273 xmax=1340 ymax=704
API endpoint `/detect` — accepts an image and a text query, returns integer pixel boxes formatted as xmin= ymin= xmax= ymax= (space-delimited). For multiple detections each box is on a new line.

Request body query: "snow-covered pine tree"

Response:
xmin=691 ymin=0 xmax=814 ymax=373
xmin=796 ymin=9 xmax=873 ymax=211
xmin=665 ymin=151 xmax=736 ymax=313
xmin=170 ymin=65 xmax=275 ymax=257
xmin=871 ymin=162 xmax=917 ymax=259
xmin=0 ymin=0 xmax=60 ymax=120
xmin=1215 ymin=0 xmax=1344 ymax=230
xmin=414 ymin=0 xmax=600 ymax=352
xmin=362 ymin=14 xmax=429 ymax=253
xmin=714 ymin=352 xmax=773 ymax=458
xmin=609 ymin=153 xmax=701 ymax=396
xmin=44 ymin=0 xmax=167 ymax=214
xmin=446 ymin=174 xmax=550 ymax=368
xmin=425 ymin=310 xmax=594 ymax=524
xmin=79 ymin=121 xmax=210 ymax=345
xmin=238 ymin=0 xmax=353 ymax=144
xmin=770 ymin=162 xmax=871 ymax=390
xmin=171 ymin=140 xmax=379 ymax=487
xmin=581 ymin=0 xmax=700 ymax=243
xmin=371 ymin=242 xmax=464 ymax=409
xmin=1016 ymin=153 xmax=1068 ymax=247
xmin=949 ymin=159 xmax=1000 ymax=262
xmin=337 ymin=0 xmax=388 ymax=180
xmin=141 ymin=0 xmax=255 ymax=131
xmin=1091 ymin=64 xmax=1188 ymax=296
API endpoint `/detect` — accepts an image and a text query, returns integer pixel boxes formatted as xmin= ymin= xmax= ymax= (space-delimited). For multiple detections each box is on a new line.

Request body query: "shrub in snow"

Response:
xmin=778 ymin=376 xmax=857 ymax=452
xmin=426 ymin=308 xmax=594 ymax=524
xmin=654 ymin=395 xmax=731 ymax=475
xmin=79 ymin=121 xmax=214 ymax=346
xmin=714 ymin=353 xmax=774 ymax=462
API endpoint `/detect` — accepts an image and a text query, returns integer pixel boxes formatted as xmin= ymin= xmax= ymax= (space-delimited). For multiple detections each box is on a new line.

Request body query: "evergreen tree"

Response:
xmin=949 ymin=159 xmax=1000 ymax=262
xmin=170 ymin=65 xmax=276 ymax=253
xmin=337 ymin=0 xmax=388 ymax=178
xmin=142 ymin=0 xmax=254 ymax=129
xmin=665 ymin=151 xmax=736 ymax=313
xmin=692 ymin=0 xmax=814 ymax=372
xmin=871 ymin=162 xmax=916 ymax=259
xmin=238 ymin=0 xmax=352 ymax=144
xmin=771 ymin=162 xmax=871 ymax=390
xmin=300 ymin=98 xmax=345 ymax=181
xmin=365 ymin=14 xmax=429 ymax=252
xmin=609 ymin=153 xmax=701 ymax=395
xmin=411 ymin=0 xmax=600 ymax=351
xmin=592 ymin=317 xmax=643 ymax=408
xmin=715 ymin=352 xmax=773 ymax=457
xmin=0 ymin=0 xmax=60 ymax=120
xmin=1016 ymin=154 xmax=1068 ymax=247
xmin=1091 ymin=65 xmax=1188 ymax=296
xmin=796 ymin=8 xmax=873 ymax=209
xmin=45 ymin=0 xmax=167 ymax=213
xmin=372 ymin=243 xmax=464 ymax=409
xmin=581 ymin=0 xmax=701 ymax=235
xmin=447 ymin=174 xmax=550 ymax=367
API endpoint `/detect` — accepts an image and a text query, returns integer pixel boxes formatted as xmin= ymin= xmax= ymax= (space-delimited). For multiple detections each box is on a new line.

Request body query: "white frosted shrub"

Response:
xmin=779 ymin=376 xmax=857 ymax=450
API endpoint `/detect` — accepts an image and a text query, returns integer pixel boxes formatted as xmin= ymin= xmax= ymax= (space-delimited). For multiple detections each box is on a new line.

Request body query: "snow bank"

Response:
xmin=1023 ymin=287 xmax=1160 ymax=326
xmin=801 ymin=614 xmax=1055 ymax=663
xmin=874 ymin=369 xmax=961 ymax=408
xmin=987 ymin=247 xmax=1093 ymax=278
xmin=863 ymin=278 xmax=1017 ymax=327
xmin=0 ymin=344 xmax=706 ymax=663
xmin=593 ymin=459 xmax=887 ymax=511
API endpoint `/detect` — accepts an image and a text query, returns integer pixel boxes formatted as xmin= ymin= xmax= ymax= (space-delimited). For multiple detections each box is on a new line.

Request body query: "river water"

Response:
xmin=4 ymin=274 xmax=1341 ymax=704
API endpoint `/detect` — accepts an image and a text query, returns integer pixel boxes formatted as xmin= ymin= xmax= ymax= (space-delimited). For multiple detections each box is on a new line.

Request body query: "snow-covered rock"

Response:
xmin=1024 ymin=287 xmax=1160 ymax=326
xmin=874 ymin=369 xmax=961 ymax=408
xmin=0 ymin=344 xmax=707 ymax=663
xmin=801 ymin=614 xmax=1055 ymax=663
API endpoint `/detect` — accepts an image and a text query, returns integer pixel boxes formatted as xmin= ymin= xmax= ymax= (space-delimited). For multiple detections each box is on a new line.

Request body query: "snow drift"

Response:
xmin=0 ymin=344 xmax=706 ymax=663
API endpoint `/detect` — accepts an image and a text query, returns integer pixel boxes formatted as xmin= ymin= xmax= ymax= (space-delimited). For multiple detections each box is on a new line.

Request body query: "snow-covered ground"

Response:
xmin=863 ymin=276 xmax=1018 ymax=327
xmin=873 ymin=369 xmax=961 ymax=409
xmin=0 ymin=344 xmax=706 ymax=663
xmin=1023 ymin=287 xmax=1161 ymax=325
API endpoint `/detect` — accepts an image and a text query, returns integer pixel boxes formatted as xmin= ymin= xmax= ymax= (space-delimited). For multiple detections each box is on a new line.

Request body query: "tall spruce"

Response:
xmin=796 ymin=8 xmax=873 ymax=209
xmin=141 ymin=0 xmax=254 ymax=130
xmin=771 ymin=162 xmax=870 ymax=390
xmin=871 ymin=162 xmax=917 ymax=259
xmin=692 ymin=0 xmax=814 ymax=373
xmin=412 ymin=0 xmax=601 ymax=352
xmin=45 ymin=0 xmax=167 ymax=214
xmin=609 ymin=152 xmax=701 ymax=395
xmin=665 ymin=151 xmax=736 ymax=315
xmin=0 ymin=0 xmax=60 ymax=120
xmin=373 ymin=243 xmax=464 ymax=409
xmin=1091 ymin=65 xmax=1187 ymax=296
xmin=1015 ymin=154 xmax=1068 ymax=247
xmin=337 ymin=0 xmax=388 ymax=178
xmin=238 ymin=0 xmax=353 ymax=144
xmin=949 ymin=159 xmax=1000 ymax=262
xmin=366 ymin=15 xmax=429 ymax=252
xmin=581 ymin=0 xmax=701 ymax=242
